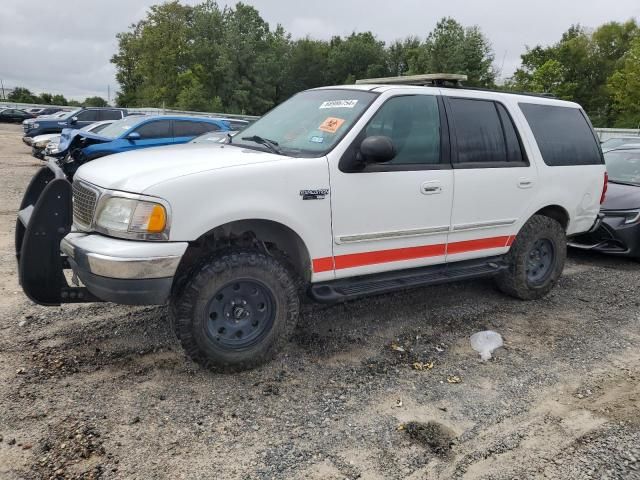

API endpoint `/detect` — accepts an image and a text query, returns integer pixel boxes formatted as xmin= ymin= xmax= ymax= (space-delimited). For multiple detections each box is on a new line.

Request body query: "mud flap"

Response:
xmin=16 ymin=165 xmax=100 ymax=306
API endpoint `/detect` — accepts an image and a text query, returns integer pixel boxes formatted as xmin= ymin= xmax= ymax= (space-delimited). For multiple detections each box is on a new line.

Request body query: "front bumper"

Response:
xmin=569 ymin=214 xmax=640 ymax=258
xmin=15 ymin=162 xmax=188 ymax=306
xmin=31 ymin=146 xmax=45 ymax=159
xmin=22 ymin=136 xmax=34 ymax=146
xmin=60 ymin=233 xmax=188 ymax=304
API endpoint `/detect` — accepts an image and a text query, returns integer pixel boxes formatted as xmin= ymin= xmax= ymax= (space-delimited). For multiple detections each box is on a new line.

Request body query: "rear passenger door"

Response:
xmin=173 ymin=120 xmax=221 ymax=143
xmin=444 ymin=94 xmax=537 ymax=262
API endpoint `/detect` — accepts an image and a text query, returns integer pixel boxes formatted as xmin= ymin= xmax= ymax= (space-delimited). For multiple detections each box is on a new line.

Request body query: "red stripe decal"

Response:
xmin=313 ymin=257 xmax=335 ymax=273
xmin=312 ymin=235 xmax=513 ymax=273
xmin=447 ymin=236 xmax=512 ymax=255
xmin=333 ymin=244 xmax=446 ymax=270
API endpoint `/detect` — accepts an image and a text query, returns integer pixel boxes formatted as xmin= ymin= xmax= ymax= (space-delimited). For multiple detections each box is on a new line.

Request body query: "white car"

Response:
xmin=22 ymin=111 xmax=70 ymax=145
xmin=16 ymin=74 xmax=607 ymax=371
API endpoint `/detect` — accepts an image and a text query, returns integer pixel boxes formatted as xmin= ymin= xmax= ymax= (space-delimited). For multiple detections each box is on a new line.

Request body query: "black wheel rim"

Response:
xmin=205 ymin=279 xmax=275 ymax=349
xmin=526 ymin=238 xmax=555 ymax=285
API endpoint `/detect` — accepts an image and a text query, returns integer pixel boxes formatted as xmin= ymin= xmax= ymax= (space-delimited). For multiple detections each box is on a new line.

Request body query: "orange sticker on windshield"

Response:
xmin=319 ymin=117 xmax=345 ymax=133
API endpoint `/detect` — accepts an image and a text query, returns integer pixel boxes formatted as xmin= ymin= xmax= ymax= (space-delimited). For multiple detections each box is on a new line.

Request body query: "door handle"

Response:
xmin=518 ymin=178 xmax=533 ymax=189
xmin=421 ymin=181 xmax=442 ymax=195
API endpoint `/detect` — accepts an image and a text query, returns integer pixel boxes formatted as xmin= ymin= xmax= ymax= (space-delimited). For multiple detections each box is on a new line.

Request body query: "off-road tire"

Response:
xmin=496 ymin=215 xmax=566 ymax=300
xmin=170 ymin=250 xmax=300 ymax=372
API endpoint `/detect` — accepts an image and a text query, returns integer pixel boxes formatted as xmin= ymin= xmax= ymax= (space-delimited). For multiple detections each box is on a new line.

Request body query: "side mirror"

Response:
xmin=359 ymin=136 xmax=396 ymax=163
xmin=70 ymin=116 xmax=78 ymax=124
xmin=126 ymin=132 xmax=141 ymax=141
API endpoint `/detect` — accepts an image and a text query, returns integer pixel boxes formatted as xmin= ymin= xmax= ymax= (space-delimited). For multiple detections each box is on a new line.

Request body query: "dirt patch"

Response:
xmin=402 ymin=421 xmax=457 ymax=454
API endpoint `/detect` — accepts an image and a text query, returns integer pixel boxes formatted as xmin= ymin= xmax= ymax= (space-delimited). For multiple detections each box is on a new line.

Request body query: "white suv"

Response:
xmin=16 ymin=75 xmax=607 ymax=371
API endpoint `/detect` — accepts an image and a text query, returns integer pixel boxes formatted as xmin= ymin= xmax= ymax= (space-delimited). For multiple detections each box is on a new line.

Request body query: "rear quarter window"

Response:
xmin=519 ymin=103 xmax=603 ymax=166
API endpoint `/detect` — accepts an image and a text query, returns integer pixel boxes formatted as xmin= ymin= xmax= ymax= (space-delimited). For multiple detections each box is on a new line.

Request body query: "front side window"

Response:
xmin=363 ymin=95 xmax=441 ymax=165
xmin=231 ymin=89 xmax=378 ymax=157
xmin=134 ymin=120 xmax=172 ymax=139
xmin=75 ymin=110 xmax=99 ymax=122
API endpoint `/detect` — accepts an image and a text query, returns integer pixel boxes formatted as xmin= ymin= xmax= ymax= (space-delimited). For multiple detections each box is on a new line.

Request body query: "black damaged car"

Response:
xmin=570 ymin=147 xmax=640 ymax=258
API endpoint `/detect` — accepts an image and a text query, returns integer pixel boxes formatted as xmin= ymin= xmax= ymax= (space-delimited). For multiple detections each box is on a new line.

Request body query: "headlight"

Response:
xmin=33 ymin=123 xmax=39 ymax=128
xmin=603 ymin=209 xmax=640 ymax=224
xmin=94 ymin=196 xmax=169 ymax=240
xmin=34 ymin=140 xmax=49 ymax=148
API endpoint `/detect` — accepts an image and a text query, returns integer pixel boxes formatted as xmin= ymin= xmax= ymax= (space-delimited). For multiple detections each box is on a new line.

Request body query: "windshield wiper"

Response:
xmin=241 ymin=135 xmax=282 ymax=155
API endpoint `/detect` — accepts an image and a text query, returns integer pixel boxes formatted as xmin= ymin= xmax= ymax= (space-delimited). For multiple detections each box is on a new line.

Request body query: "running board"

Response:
xmin=309 ymin=256 xmax=508 ymax=303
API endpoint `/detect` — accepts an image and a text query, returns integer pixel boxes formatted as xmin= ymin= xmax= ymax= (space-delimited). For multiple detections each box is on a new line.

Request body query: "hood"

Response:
xmin=602 ymin=181 xmax=640 ymax=211
xmin=56 ymin=129 xmax=112 ymax=156
xmin=32 ymin=133 xmax=61 ymax=143
xmin=75 ymin=143 xmax=284 ymax=193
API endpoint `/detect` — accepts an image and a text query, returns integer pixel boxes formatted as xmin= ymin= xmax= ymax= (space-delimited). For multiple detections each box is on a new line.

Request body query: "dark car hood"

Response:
xmin=602 ymin=181 xmax=640 ymax=210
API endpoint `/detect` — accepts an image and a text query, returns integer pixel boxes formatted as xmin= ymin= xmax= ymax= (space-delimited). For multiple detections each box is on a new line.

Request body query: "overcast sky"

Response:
xmin=1 ymin=0 xmax=638 ymax=101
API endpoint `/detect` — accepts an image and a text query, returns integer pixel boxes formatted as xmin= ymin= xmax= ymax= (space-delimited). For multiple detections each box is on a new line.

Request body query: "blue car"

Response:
xmin=54 ymin=115 xmax=230 ymax=178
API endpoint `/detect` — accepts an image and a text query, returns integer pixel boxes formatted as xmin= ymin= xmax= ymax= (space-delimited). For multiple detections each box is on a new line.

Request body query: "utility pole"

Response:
xmin=107 ymin=85 xmax=111 ymax=105
xmin=0 ymin=79 xmax=5 ymax=101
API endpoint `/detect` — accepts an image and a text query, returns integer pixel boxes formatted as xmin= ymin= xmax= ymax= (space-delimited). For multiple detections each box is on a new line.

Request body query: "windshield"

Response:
xmin=231 ymin=89 xmax=378 ymax=157
xmin=605 ymin=149 xmax=640 ymax=185
xmin=58 ymin=109 xmax=82 ymax=120
xmin=93 ymin=115 xmax=146 ymax=139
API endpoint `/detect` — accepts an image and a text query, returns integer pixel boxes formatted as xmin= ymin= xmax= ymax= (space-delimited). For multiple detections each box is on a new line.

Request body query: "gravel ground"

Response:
xmin=0 ymin=122 xmax=638 ymax=479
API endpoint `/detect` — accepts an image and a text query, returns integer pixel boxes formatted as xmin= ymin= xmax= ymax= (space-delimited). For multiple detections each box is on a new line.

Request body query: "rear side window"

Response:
xmin=100 ymin=110 xmax=123 ymax=121
xmin=519 ymin=103 xmax=603 ymax=166
xmin=134 ymin=120 xmax=172 ymax=139
xmin=448 ymin=98 xmax=526 ymax=165
xmin=174 ymin=120 xmax=220 ymax=137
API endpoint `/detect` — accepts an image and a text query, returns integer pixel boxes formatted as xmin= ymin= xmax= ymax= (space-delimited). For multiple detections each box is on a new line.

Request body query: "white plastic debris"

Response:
xmin=470 ymin=330 xmax=503 ymax=361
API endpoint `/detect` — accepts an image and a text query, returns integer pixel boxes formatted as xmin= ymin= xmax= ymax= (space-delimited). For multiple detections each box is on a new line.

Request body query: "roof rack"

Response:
xmin=355 ymin=73 xmax=558 ymax=99
xmin=355 ymin=73 xmax=467 ymax=87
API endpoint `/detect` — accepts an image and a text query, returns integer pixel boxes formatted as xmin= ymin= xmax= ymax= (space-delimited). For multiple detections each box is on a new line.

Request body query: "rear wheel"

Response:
xmin=496 ymin=215 xmax=566 ymax=300
xmin=170 ymin=250 xmax=300 ymax=372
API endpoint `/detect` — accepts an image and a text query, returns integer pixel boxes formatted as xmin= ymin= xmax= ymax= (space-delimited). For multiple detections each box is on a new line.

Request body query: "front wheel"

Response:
xmin=496 ymin=215 xmax=566 ymax=300
xmin=170 ymin=250 xmax=300 ymax=372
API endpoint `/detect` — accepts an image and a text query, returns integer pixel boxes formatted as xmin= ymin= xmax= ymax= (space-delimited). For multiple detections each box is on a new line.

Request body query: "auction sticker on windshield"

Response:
xmin=319 ymin=100 xmax=358 ymax=109
xmin=319 ymin=117 xmax=346 ymax=133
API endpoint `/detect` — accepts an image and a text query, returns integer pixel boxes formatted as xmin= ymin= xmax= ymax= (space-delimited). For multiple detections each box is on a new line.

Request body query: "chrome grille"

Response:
xmin=72 ymin=182 xmax=98 ymax=228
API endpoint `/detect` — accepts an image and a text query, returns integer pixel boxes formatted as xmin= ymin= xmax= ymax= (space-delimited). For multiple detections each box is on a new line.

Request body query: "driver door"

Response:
xmin=327 ymin=94 xmax=454 ymax=279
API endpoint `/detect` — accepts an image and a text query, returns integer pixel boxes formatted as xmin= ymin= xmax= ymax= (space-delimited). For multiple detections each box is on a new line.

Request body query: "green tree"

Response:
xmin=608 ymin=36 xmax=640 ymax=127
xmin=409 ymin=18 xmax=495 ymax=87
xmin=8 ymin=87 xmax=37 ymax=103
xmin=387 ymin=37 xmax=421 ymax=77
xmin=84 ymin=96 xmax=108 ymax=107
xmin=327 ymin=32 xmax=389 ymax=84
xmin=51 ymin=94 xmax=68 ymax=105
xmin=510 ymin=20 xmax=639 ymax=126
xmin=281 ymin=38 xmax=330 ymax=99
xmin=38 ymin=93 xmax=53 ymax=104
